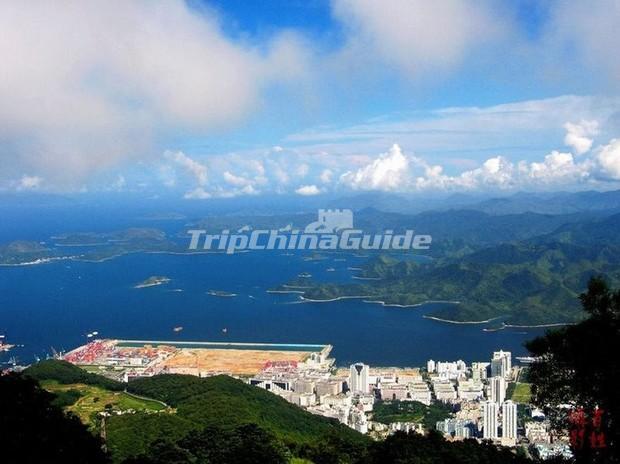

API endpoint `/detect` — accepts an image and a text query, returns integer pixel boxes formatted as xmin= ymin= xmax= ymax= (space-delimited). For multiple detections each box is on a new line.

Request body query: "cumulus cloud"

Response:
xmin=295 ymin=184 xmax=322 ymax=196
xmin=184 ymin=187 xmax=211 ymax=200
xmin=564 ymin=120 xmax=599 ymax=155
xmin=596 ymin=139 xmax=620 ymax=180
xmin=340 ymin=144 xmax=411 ymax=190
xmin=320 ymin=169 xmax=333 ymax=184
xmin=223 ymin=171 xmax=252 ymax=187
xmin=336 ymin=122 xmax=620 ymax=193
xmin=165 ymin=151 xmax=208 ymax=186
xmin=0 ymin=1 xmax=310 ymax=186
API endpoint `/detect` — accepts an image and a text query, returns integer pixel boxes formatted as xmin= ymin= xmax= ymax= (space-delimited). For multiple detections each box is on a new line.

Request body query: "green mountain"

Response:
xmin=16 ymin=361 xmax=535 ymax=463
xmin=123 ymin=374 xmax=365 ymax=448
xmin=293 ymin=215 xmax=620 ymax=326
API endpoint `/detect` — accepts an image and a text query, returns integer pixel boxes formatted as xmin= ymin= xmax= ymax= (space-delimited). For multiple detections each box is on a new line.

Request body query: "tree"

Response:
xmin=527 ymin=277 xmax=620 ymax=463
xmin=0 ymin=373 xmax=109 ymax=464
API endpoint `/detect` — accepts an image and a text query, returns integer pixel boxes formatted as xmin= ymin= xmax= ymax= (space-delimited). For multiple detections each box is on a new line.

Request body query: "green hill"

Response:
xmin=294 ymin=218 xmax=620 ymax=325
xmin=125 ymin=374 xmax=365 ymax=446
xmin=14 ymin=361 xmax=535 ymax=463
xmin=25 ymin=359 xmax=123 ymax=391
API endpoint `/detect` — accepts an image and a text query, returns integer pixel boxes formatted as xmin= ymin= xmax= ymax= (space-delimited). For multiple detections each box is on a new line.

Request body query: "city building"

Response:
xmin=427 ymin=359 xmax=436 ymax=373
xmin=502 ymin=400 xmax=518 ymax=444
xmin=471 ymin=362 xmax=489 ymax=381
xmin=491 ymin=350 xmax=512 ymax=380
xmin=489 ymin=376 xmax=506 ymax=406
xmin=349 ymin=363 xmax=369 ymax=394
xmin=432 ymin=380 xmax=457 ymax=402
xmin=457 ymin=379 xmax=484 ymax=401
xmin=483 ymin=400 xmax=498 ymax=439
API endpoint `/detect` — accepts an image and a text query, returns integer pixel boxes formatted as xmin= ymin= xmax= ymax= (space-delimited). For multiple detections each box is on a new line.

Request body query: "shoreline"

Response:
xmin=299 ymin=295 xmax=373 ymax=303
xmin=503 ymin=322 xmax=576 ymax=328
xmin=134 ymin=277 xmax=171 ymax=289
xmin=422 ymin=315 xmax=504 ymax=325
xmin=364 ymin=299 xmax=461 ymax=308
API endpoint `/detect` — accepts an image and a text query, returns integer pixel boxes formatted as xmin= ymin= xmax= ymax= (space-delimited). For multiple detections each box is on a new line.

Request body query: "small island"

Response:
xmin=207 ymin=290 xmax=237 ymax=297
xmin=134 ymin=276 xmax=171 ymax=289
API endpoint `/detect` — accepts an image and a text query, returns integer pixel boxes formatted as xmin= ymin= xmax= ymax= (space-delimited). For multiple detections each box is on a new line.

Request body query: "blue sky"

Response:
xmin=1 ymin=0 xmax=619 ymax=197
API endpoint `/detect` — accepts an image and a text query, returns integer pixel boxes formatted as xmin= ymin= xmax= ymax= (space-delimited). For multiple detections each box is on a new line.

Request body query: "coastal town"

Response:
xmin=56 ymin=338 xmax=572 ymax=461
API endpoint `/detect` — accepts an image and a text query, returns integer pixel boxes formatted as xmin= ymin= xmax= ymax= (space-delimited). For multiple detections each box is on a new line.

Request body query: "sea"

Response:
xmin=0 ymin=199 xmax=547 ymax=367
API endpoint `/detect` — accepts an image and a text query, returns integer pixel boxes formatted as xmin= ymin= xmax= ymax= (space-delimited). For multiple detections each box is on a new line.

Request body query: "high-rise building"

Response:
xmin=471 ymin=362 xmax=489 ymax=380
xmin=492 ymin=350 xmax=512 ymax=379
xmin=427 ymin=359 xmax=436 ymax=373
xmin=490 ymin=376 xmax=506 ymax=405
xmin=483 ymin=401 xmax=498 ymax=439
xmin=349 ymin=363 xmax=369 ymax=394
xmin=502 ymin=400 xmax=518 ymax=442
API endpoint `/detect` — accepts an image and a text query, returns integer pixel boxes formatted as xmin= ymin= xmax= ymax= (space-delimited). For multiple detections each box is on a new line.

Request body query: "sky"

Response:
xmin=1 ymin=0 xmax=620 ymax=199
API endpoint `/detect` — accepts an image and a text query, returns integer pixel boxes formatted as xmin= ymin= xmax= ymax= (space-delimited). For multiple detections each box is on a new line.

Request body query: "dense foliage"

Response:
xmin=372 ymin=400 xmax=452 ymax=430
xmin=296 ymin=214 xmax=620 ymax=325
xmin=527 ymin=277 xmax=620 ymax=463
xmin=125 ymin=374 xmax=366 ymax=447
xmin=365 ymin=430 xmax=531 ymax=464
xmin=24 ymin=359 xmax=124 ymax=391
xmin=121 ymin=424 xmax=289 ymax=464
xmin=5 ymin=364 xmax=582 ymax=463
xmin=0 ymin=373 xmax=109 ymax=464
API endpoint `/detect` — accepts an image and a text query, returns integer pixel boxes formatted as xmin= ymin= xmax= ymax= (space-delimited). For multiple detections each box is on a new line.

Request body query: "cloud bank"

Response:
xmin=0 ymin=0 xmax=308 ymax=185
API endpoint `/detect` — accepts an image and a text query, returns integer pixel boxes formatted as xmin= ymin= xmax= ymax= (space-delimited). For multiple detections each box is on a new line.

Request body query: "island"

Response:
xmin=207 ymin=290 xmax=237 ymax=297
xmin=134 ymin=276 xmax=171 ymax=289
xmin=272 ymin=212 xmax=620 ymax=327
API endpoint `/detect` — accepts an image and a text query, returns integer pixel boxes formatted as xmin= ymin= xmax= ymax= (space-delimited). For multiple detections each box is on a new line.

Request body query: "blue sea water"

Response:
xmin=0 ymin=250 xmax=546 ymax=367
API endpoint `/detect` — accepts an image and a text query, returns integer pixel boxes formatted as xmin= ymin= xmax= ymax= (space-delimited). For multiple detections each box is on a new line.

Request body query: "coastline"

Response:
xmin=134 ymin=277 xmax=171 ymax=289
xmin=299 ymin=295 xmax=373 ymax=303
xmin=503 ymin=321 xmax=576 ymax=328
xmin=422 ymin=315 xmax=504 ymax=325
xmin=364 ymin=299 xmax=461 ymax=308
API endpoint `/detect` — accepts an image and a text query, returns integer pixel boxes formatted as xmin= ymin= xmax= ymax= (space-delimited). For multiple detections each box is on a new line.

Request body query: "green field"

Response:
xmin=42 ymin=380 xmax=168 ymax=426
xmin=508 ymin=383 xmax=532 ymax=403
xmin=372 ymin=400 xmax=452 ymax=429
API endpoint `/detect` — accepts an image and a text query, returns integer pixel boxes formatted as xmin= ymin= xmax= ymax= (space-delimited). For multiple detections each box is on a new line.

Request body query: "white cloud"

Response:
xmin=17 ymin=175 xmax=43 ymax=190
xmin=564 ymin=120 xmax=599 ymax=155
xmin=340 ymin=144 xmax=410 ymax=190
xmin=286 ymin=95 xmax=620 ymax=164
xmin=335 ymin=119 xmax=620 ymax=193
xmin=165 ymin=151 xmax=208 ymax=186
xmin=296 ymin=163 xmax=310 ymax=177
xmin=223 ymin=171 xmax=252 ymax=187
xmin=183 ymin=187 xmax=211 ymax=200
xmin=332 ymin=0 xmax=504 ymax=76
xmin=526 ymin=151 xmax=589 ymax=184
xmin=546 ymin=0 xmax=620 ymax=87
xmin=295 ymin=184 xmax=322 ymax=196
xmin=596 ymin=139 xmax=620 ymax=180
xmin=0 ymin=1 xmax=310 ymax=185
xmin=320 ymin=169 xmax=333 ymax=184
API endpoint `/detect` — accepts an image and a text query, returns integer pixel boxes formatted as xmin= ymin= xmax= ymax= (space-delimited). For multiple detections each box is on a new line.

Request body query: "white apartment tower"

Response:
xmin=349 ymin=363 xmax=369 ymax=394
xmin=502 ymin=400 xmax=518 ymax=442
xmin=490 ymin=376 xmax=506 ymax=405
xmin=427 ymin=359 xmax=436 ymax=373
xmin=483 ymin=401 xmax=499 ymax=439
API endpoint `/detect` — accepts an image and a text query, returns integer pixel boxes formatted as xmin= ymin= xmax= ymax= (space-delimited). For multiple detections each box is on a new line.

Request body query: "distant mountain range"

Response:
xmin=330 ymin=189 xmax=620 ymax=215
xmin=281 ymin=213 xmax=620 ymax=326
